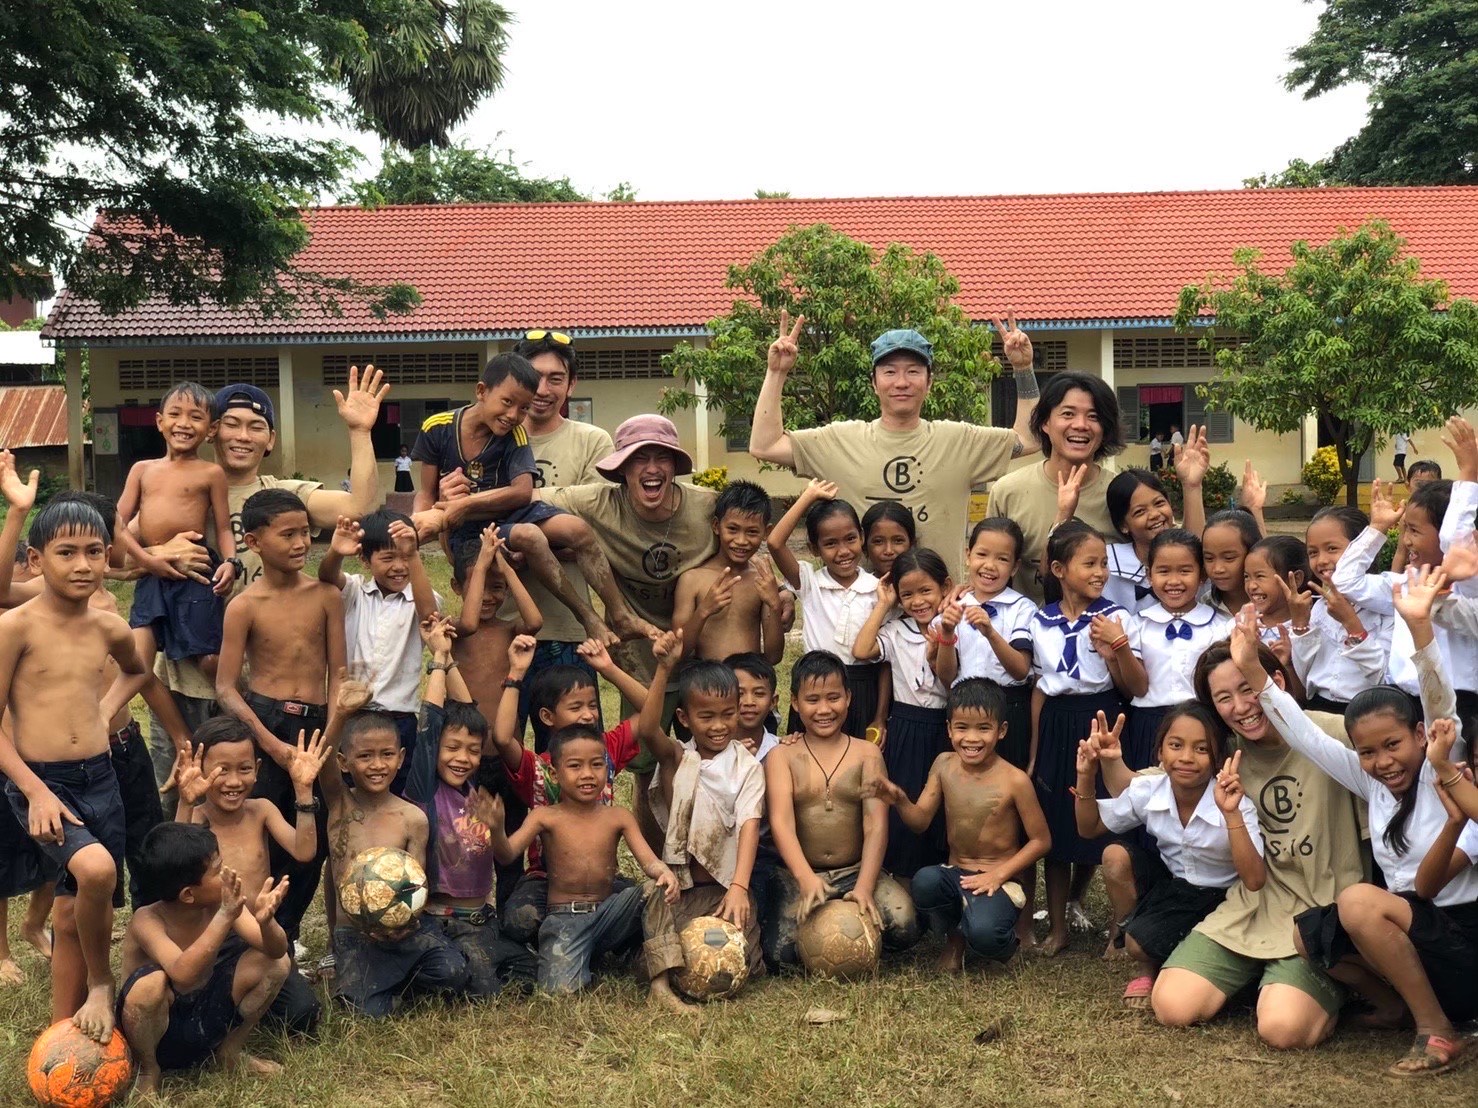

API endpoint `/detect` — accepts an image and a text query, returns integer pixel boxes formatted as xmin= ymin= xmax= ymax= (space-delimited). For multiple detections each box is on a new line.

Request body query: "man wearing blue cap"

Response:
xmin=750 ymin=311 xmax=1041 ymax=574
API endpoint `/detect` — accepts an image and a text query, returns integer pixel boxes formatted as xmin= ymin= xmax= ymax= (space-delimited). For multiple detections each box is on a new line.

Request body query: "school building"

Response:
xmin=40 ymin=187 xmax=1478 ymax=500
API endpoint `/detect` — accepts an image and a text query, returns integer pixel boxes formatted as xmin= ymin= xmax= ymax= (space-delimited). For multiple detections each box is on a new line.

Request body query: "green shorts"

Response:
xmin=1163 ymin=930 xmax=1346 ymax=1017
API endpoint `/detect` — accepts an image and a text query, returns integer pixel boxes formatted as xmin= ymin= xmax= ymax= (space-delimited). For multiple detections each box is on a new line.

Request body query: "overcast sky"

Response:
xmin=342 ymin=0 xmax=1371 ymax=200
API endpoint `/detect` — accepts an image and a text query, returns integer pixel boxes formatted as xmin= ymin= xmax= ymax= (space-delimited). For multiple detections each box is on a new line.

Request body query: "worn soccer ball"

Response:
xmin=338 ymin=846 xmax=428 ymax=940
xmin=672 ymin=915 xmax=749 ymax=1000
xmin=796 ymin=899 xmax=881 ymax=980
xmin=27 ymin=1021 xmax=133 ymax=1108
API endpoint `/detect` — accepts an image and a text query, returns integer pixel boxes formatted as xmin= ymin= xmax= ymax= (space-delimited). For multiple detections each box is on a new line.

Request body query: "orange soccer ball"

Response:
xmin=26 ymin=1021 xmax=134 ymax=1108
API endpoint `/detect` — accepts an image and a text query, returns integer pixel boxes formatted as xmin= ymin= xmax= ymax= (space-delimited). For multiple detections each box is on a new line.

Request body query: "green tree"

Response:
xmin=754 ymin=189 xmax=792 ymax=199
xmin=1242 ymin=158 xmax=1337 ymax=189
xmin=335 ymin=0 xmax=512 ymax=150
xmin=604 ymin=182 xmax=639 ymax=202
xmin=1173 ymin=220 xmax=1478 ymax=506
xmin=660 ymin=224 xmax=998 ymax=441
xmin=1284 ymin=0 xmax=1478 ymax=184
xmin=0 ymin=0 xmax=507 ymax=316
xmin=346 ymin=143 xmax=587 ymax=205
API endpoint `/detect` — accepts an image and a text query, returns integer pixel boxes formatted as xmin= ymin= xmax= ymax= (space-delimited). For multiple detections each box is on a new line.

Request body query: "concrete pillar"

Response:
xmin=277 ymin=346 xmax=297 ymax=477
xmin=693 ymin=377 xmax=710 ymax=473
xmin=65 ymin=346 xmax=85 ymax=489
xmin=1301 ymin=413 xmax=1319 ymax=464
xmin=1099 ymin=328 xmax=1115 ymax=389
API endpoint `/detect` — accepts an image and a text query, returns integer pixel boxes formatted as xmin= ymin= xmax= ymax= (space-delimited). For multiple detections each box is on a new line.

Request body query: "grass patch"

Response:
xmin=0 ymin=546 xmax=1468 ymax=1105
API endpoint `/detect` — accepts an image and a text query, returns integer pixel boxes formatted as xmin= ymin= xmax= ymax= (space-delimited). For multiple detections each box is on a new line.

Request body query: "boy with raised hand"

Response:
xmin=413 ymin=351 xmax=654 ymax=645
xmin=672 ymin=480 xmax=785 ymax=664
xmin=318 ymin=678 xmax=469 ymax=1016
xmin=0 ymin=499 xmax=147 ymax=1041
xmin=215 ymin=488 xmax=346 ymax=940
xmin=635 ymin=631 xmax=766 ymax=1012
xmin=451 ymin=522 xmax=543 ymax=709
xmin=319 ymin=510 xmax=441 ymax=794
xmin=871 ymin=678 xmax=1051 ymax=972
xmin=117 ymin=824 xmax=290 ymax=1094
xmin=490 ymin=633 xmax=653 ymax=942
xmin=404 ymin=613 xmax=537 ymax=997
xmin=172 ymin=715 xmax=327 ymax=1034
xmin=763 ymin=650 xmax=921 ymax=969
xmin=486 ymin=724 xmax=680 ymax=995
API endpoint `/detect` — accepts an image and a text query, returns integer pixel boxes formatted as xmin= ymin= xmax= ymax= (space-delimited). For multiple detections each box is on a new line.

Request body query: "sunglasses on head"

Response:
xmin=525 ymin=330 xmax=572 ymax=345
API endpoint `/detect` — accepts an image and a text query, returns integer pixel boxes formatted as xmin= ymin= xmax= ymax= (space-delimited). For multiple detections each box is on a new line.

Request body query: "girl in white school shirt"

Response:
xmin=1029 ymin=521 xmax=1147 ymax=955
xmin=1122 ymin=529 xmax=1232 ymax=770
xmin=1230 ymin=584 xmax=1478 ymax=1079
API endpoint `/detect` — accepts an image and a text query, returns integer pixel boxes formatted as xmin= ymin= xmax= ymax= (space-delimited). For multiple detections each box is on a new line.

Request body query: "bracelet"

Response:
xmin=425 ymin=660 xmax=455 ymax=674
xmin=1290 ymin=625 xmax=1310 ymax=635
xmin=1068 ymin=786 xmax=1094 ymax=801
xmin=729 ymin=882 xmax=749 ymax=892
xmin=1224 ymin=820 xmax=1246 ymax=830
xmin=294 ymin=799 xmax=319 ymax=814
xmin=1342 ymin=631 xmax=1369 ymax=647
xmin=1440 ymin=768 xmax=1467 ymax=789
xmin=502 ymin=677 xmax=523 ymax=689
xmin=1110 ymin=635 xmax=1130 ymax=651
xmin=936 ymin=634 xmax=958 ymax=646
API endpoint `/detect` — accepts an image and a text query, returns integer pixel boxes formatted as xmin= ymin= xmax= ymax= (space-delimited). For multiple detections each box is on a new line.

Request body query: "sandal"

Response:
xmin=1387 ymin=1033 xmax=1474 ymax=1078
xmin=1122 ymin=975 xmax=1154 ymax=1009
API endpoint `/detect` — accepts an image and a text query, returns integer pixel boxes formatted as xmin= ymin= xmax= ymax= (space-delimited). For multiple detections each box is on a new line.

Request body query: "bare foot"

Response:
xmin=937 ymin=933 xmax=965 ymax=975
xmin=21 ymin=921 xmax=52 ymax=961
xmin=581 ymin=615 xmax=621 ymax=649
xmin=0 ymin=958 xmax=23 ymax=986
xmin=134 ymin=1063 xmax=163 ymax=1097
xmin=609 ymin=612 xmax=661 ymax=642
xmin=243 ymin=1055 xmax=283 ymax=1078
xmin=1103 ymin=935 xmax=1130 ymax=961
xmin=1014 ymin=924 xmax=1037 ymax=953
xmin=1038 ymin=929 xmax=1070 ymax=958
xmin=72 ymin=982 xmax=116 ymax=1043
xmin=648 ymin=974 xmax=700 ymax=1017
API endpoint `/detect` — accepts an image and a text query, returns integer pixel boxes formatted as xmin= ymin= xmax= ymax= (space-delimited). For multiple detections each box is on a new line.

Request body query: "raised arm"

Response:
xmin=636 ymin=630 xmax=684 ymax=773
xmin=391 ymin=519 xmax=440 ymax=627
xmin=1174 ymin=426 xmax=1209 ymax=536
xmin=492 ymin=635 xmax=536 ymax=771
xmin=930 ymin=593 xmax=964 ymax=688
xmin=317 ymin=674 xmax=372 ymax=805
xmin=851 ymin=577 xmax=897 ymax=662
xmin=767 ymin=479 xmax=834 ymax=589
xmin=1395 ymin=568 xmax=1462 ymax=740
xmin=301 ymin=365 xmax=387 ymax=526
xmin=1214 ymin=751 xmax=1266 ymax=892
xmin=318 ymin=516 xmax=360 ymax=591
xmin=261 ymin=728 xmax=329 ymax=864
xmin=579 ymin=637 xmax=649 ymax=718
xmin=0 ymin=452 xmax=38 ymax=606
xmin=487 ymin=797 xmax=544 ymax=866
xmin=749 ymin=311 xmax=804 ymax=469
xmin=136 ymin=868 xmax=248 ymax=992
xmin=1238 ymin=461 xmax=1268 ymax=538
xmin=1075 ymin=737 xmax=1112 ymax=840
xmin=991 ymin=311 xmax=1042 ymax=458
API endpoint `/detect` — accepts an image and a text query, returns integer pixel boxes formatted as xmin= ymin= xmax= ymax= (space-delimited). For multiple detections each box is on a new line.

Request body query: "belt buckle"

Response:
xmin=570 ymin=901 xmax=596 ymax=915
xmin=282 ymin=701 xmax=306 ymax=717
xmin=468 ymin=907 xmax=489 ymax=926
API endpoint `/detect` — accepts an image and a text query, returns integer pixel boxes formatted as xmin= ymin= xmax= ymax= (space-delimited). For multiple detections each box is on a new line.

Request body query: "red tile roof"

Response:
xmin=43 ymin=188 xmax=1478 ymax=342
xmin=0 ymin=386 xmax=70 ymax=448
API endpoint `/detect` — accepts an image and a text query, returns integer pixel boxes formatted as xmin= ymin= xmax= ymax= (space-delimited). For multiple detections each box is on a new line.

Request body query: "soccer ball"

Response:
xmin=338 ymin=846 xmax=428 ymax=941
xmin=672 ymin=915 xmax=749 ymax=1001
xmin=796 ymin=898 xmax=881 ymax=980
xmin=27 ymin=1021 xmax=133 ymax=1108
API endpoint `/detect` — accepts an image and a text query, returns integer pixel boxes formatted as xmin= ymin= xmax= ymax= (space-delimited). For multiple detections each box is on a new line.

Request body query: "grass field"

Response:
xmin=0 ymin=547 xmax=1474 ymax=1105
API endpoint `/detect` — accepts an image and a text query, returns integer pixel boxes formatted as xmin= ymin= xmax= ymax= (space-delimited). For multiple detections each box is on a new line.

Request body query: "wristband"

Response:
xmin=1012 ymin=366 xmax=1040 ymax=399
xmin=1342 ymin=631 xmax=1369 ymax=647
xmin=426 ymin=660 xmax=456 ymax=674
xmin=936 ymin=633 xmax=958 ymax=646
xmin=295 ymin=799 xmax=319 ymax=814
xmin=502 ymin=677 xmax=523 ymax=689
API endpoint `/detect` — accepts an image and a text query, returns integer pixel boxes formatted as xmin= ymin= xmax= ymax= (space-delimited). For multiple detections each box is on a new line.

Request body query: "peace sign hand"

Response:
xmin=1055 ymin=463 xmax=1088 ymax=522
xmin=1276 ymin=571 xmax=1312 ymax=627
xmin=989 ymin=309 xmax=1034 ymax=371
xmin=1213 ymin=751 xmax=1247 ymax=814
xmin=1091 ymin=711 xmax=1125 ymax=762
xmin=768 ymin=310 xmax=805 ymax=377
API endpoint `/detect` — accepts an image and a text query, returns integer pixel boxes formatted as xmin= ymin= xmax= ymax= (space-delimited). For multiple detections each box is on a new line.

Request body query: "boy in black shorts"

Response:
xmin=0 ymin=499 xmax=147 ymax=1041
xmin=412 ymin=352 xmax=656 ymax=645
xmin=117 ymin=823 xmax=290 ymax=1094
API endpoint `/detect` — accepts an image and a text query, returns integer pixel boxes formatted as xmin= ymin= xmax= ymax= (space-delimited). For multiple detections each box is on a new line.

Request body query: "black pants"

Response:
xmin=109 ymin=723 xmax=165 ymax=910
xmin=244 ymin=692 xmax=328 ymax=943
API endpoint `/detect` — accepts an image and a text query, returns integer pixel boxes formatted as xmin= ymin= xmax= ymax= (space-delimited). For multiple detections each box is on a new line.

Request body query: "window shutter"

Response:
xmin=1117 ymin=386 xmax=1140 ymax=443
xmin=1185 ymin=386 xmax=1233 ymax=443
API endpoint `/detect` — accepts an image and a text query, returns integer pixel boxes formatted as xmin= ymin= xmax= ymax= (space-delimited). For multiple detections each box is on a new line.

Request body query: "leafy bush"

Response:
xmin=1301 ymin=447 xmax=1343 ymax=506
xmin=1280 ymin=487 xmax=1309 ymax=505
xmin=691 ymin=466 xmax=729 ymax=492
xmin=1373 ymin=529 xmax=1400 ymax=574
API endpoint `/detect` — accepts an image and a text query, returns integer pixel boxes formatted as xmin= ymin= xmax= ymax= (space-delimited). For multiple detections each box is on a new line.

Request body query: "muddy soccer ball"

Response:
xmin=672 ymin=914 xmax=749 ymax=1000
xmin=27 ymin=1021 xmax=134 ymax=1108
xmin=338 ymin=846 xmax=428 ymax=940
xmin=796 ymin=899 xmax=881 ymax=980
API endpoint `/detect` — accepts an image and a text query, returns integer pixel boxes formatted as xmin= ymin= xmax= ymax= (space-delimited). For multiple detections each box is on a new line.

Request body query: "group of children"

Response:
xmin=3 ymin=366 xmax=1478 ymax=1090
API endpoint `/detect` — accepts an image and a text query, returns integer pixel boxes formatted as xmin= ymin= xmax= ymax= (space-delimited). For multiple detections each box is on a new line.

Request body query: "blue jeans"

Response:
xmin=911 ymin=864 xmax=1020 ymax=962
xmin=537 ymin=885 xmax=644 ymax=994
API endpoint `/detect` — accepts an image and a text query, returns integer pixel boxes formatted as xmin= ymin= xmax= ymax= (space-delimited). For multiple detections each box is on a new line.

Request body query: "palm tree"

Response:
xmin=339 ymin=0 xmax=511 ymax=150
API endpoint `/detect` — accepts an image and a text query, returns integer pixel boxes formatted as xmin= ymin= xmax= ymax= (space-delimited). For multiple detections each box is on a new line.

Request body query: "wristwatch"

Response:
xmin=224 ymin=556 xmax=244 ymax=577
xmin=426 ymin=659 xmax=458 ymax=674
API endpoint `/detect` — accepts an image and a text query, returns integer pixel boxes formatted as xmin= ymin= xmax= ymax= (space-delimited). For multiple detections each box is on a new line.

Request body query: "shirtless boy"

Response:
xmin=0 ymin=499 xmax=146 ymax=1041
xmin=872 ymin=678 xmax=1051 ymax=972
xmin=116 ymin=381 xmax=239 ymax=674
xmin=672 ymin=480 xmax=784 ymax=664
xmin=319 ymin=682 xmax=468 ymax=1016
xmin=451 ymin=523 xmax=543 ymax=710
xmin=216 ymin=488 xmax=345 ymax=938
xmin=763 ymin=650 xmax=920 ymax=968
xmin=116 ymin=823 xmax=289 ymax=1093
xmin=488 ymin=724 xmax=680 ymax=994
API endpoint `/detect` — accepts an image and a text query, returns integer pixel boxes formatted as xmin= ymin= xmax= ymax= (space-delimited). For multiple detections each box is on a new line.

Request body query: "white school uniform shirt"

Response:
xmin=1029 ymin=596 xmax=1136 ymax=697
xmin=877 ymin=616 xmax=948 ymax=709
xmin=394 ymin=454 xmax=414 ymax=473
xmin=341 ymin=575 xmax=443 ymax=713
xmin=797 ymin=561 xmax=879 ymax=663
xmin=953 ymin=589 xmax=1035 ymax=688
xmin=1129 ymin=602 xmax=1232 ymax=708
xmin=1290 ymin=599 xmax=1391 ymax=705
xmin=754 ymin=730 xmax=780 ymax=762
xmin=1437 ymin=479 xmax=1478 ymax=691
xmin=1394 ymin=432 xmax=1411 ymax=455
xmin=1098 ymin=774 xmax=1262 ymax=888
xmin=1103 ymin=542 xmax=1157 ymax=614
xmin=1258 ymin=679 xmax=1478 ymax=907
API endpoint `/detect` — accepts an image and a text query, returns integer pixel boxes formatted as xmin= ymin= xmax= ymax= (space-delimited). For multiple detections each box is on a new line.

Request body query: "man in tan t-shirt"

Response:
xmin=509 ymin=330 xmax=615 ymax=750
xmin=750 ymin=312 xmax=1042 ymax=577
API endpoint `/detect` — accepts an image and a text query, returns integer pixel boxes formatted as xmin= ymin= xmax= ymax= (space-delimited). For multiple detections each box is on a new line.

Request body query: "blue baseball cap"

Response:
xmin=215 ymin=384 xmax=275 ymax=430
xmin=870 ymin=329 xmax=933 ymax=368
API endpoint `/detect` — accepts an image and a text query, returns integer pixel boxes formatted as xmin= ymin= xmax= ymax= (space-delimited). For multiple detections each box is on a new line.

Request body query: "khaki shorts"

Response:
xmin=1163 ymin=930 xmax=1345 ymax=1017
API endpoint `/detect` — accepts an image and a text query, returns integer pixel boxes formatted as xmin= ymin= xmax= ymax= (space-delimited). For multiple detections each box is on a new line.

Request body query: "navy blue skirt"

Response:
xmin=1035 ymin=689 xmax=1124 ymax=865
xmin=882 ymin=701 xmax=949 ymax=878
xmin=1124 ymin=703 xmax=1170 ymax=771
xmin=998 ymin=683 xmax=1033 ymax=771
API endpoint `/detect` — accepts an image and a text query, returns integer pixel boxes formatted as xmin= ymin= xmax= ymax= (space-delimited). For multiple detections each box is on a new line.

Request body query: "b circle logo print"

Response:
xmin=1258 ymin=774 xmax=1303 ymax=831
xmin=883 ymin=455 xmax=920 ymax=494
xmin=642 ymin=542 xmax=679 ymax=580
